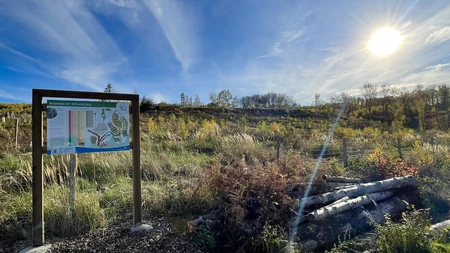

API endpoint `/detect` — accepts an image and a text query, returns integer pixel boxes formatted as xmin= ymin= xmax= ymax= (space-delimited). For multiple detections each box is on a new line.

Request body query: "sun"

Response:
xmin=368 ymin=28 xmax=401 ymax=56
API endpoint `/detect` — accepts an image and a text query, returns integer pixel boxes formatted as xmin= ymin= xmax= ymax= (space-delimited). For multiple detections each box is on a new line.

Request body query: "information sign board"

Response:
xmin=46 ymin=100 xmax=130 ymax=154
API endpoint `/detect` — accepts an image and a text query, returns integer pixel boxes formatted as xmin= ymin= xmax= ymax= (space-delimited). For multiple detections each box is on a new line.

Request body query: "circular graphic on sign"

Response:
xmin=47 ymin=107 xmax=57 ymax=119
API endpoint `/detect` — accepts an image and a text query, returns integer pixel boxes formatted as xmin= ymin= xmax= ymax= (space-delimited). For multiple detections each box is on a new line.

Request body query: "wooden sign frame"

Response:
xmin=31 ymin=89 xmax=142 ymax=246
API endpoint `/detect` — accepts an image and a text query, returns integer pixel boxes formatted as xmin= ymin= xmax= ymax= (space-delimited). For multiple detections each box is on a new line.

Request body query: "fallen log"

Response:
xmin=331 ymin=185 xmax=356 ymax=191
xmin=327 ymin=182 xmax=357 ymax=188
xmin=306 ymin=191 xmax=394 ymax=221
xmin=297 ymin=192 xmax=418 ymax=251
xmin=323 ymin=175 xmax=361 ymax=183
xmin=295 ymin=176 xmax=417 ymax=209
xmin=431 ymin=219 xmax=450 ymax=231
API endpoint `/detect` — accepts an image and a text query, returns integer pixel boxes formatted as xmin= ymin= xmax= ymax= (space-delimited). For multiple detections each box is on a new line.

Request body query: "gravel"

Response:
xmin=1 ymin=217 xmax=204 ymax=253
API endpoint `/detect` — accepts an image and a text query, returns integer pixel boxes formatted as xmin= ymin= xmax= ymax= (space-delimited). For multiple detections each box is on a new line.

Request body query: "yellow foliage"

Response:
xmin=368 ymin=143 xmax=385 ymax=163
xmin=196 ymin=119 xmax=221 ymax=139
xmin=178 ymin=118 xmax=188 ymax=139
xmin=335 ymin=127 xmax=357 ymax=138
xmin=412 ymin=141 xmax=434 ymax=166
xmin=271 ymin=122 xmax=281 ymax=133
xmin=147 ymin=118 xmax=157 ymax=132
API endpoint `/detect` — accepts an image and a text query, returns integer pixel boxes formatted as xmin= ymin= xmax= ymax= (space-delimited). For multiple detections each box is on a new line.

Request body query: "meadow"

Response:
xmin=2 ymin=85 xmax=450 ymax=252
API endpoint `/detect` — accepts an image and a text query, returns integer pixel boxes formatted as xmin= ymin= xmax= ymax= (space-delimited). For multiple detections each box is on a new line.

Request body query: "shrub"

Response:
xmin=375 ymin=208 xmax=431 ymax=253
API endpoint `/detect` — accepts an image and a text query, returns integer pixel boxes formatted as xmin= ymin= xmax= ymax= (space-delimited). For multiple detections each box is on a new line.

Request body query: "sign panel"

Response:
xmin=46 ymin=100 xmax=130 ymax=155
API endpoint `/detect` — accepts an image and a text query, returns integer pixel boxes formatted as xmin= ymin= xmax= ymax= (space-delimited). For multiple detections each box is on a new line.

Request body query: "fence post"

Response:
xmin=69 ymin=154 xmax=77 ymax=218
xmin=343 ymin=138 xmax=348 ymax=167
xmin=276 ymin=135 xmax=280 ymax=165
xmin=15 ymin=118 xmax=19 ymax=148
xmin=397 ymin=137 xmax=403 ymax=159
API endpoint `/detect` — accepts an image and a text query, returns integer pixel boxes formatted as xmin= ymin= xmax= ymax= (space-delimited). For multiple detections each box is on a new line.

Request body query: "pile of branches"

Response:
xmin=189 ymin=167 xmax=420 ymax=252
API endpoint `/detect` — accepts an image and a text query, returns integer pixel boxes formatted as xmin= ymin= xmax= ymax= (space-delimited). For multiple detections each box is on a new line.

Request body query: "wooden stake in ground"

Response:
xmin=306 ymin=190 xmax=394 ymax=221
xmin=15 ymin=118 xmax=19 ymax=148
xmin=295 ymin=176 xmax=417 ymax=209
xmin=69 ymin=154 xmax=77 ymax=218
xmin=343 ymin=138 xmax=348 ymax=167
xmin=276 ymin=135 xmax=280 ymax=164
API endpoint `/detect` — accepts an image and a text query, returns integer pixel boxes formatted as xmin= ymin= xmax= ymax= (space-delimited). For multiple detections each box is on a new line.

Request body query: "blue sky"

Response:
xmin=0 ymin=0 xmax=449 ymax=104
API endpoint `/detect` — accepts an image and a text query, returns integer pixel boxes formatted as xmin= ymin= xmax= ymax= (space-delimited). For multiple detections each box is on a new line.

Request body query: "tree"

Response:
xmin=140 ymin=96 xmax=153 ymax=112
xmin=104 ymin=83 xmax=114 ymax=93
xmin=416 ymin=97 xmax=426 ymax=132
xmin=360 ymin=83 xmax=378 ymax=120
xmin=438 ymin=84 xmax=450 ymax=111
xmin=425 ymin=85 xmax=439 ymax=128
xmin=315 ymin=93 xmax=322 ymax=106
xmin=380 ymin=84 xmax=396 ymax=125
xmin=217 ymin=89 xmax=233 ymax=107
xmin=194 ymin=95 xmax=202 ymax=106
xmin=209 ymin=92 xmax=217 ymax=103
xmin=392 ymin=99 xmax=406 ymax=159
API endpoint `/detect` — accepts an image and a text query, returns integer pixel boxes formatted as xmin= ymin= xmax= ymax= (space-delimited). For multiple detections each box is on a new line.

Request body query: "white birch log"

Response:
xmin=431 ymin=219 xmax=450 ymax=231
xmin=295 ymin=176 xmax=417 ymax=209
xmin=306 ymin=191 xmax=394 ymax=221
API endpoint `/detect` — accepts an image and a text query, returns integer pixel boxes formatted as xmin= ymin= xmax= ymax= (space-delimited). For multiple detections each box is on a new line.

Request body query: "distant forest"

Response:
xmin=140 ymin=83 xmax=450 ymax=131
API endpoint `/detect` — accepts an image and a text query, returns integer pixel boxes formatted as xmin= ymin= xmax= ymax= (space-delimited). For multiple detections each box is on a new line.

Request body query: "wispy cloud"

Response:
xmin=402 ymin=21 xmax=412 ymax=29
xmin=143 ymin=0 xmax=199 ymax=74
xmin=0 ymin=1 xmax=125 ymax=90
xmin=0 ymin=89 xmax=18 ymax=100
xmin=0 ymin=43 xmax=42 ymax=64
xmin=423 ymin=63 xmax=450 ymax=71
xmin=425 ymin=26 xmax=450 ymax=44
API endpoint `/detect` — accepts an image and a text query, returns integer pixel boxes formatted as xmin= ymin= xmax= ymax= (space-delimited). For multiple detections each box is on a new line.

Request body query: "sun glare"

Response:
xmin=368 ymin=28 xmax=401 ymax=56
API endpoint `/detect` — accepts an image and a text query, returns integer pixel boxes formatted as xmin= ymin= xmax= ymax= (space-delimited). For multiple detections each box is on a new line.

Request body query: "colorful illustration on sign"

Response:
xmin=46 ymin=100 xmax=130 ymax=155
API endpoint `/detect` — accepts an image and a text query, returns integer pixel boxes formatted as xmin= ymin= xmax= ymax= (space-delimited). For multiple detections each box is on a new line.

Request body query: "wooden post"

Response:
xmin=32 ymin=91 xmax=44 ymax=246
xmin=343 ymin=138 xmax=348 ymax=167
xmin=276 ymin=135 xmax=280 ymax=165
xmin=397 ymin=137 xmax=403 ymax=159
xmin=132 ymin=98 xmax=142 ymax=225
xmin=69 ymin=154 xmax=77 ymax=218
xmin=15 ymin=118 xmax=19 ymax=148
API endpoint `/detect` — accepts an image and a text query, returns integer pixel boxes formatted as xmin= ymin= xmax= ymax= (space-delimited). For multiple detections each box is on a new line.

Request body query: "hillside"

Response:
xmin=1 ymin=101 xmax=450 ymax=252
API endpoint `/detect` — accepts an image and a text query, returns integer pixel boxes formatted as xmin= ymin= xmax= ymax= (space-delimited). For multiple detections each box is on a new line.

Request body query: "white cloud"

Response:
xmin=143 ymin=0 xmax=198 ymax=74
xmin=149 ymin=92 xmax=168 ymax=103
xmin=425 ymin=26 xmax=450 ymax=44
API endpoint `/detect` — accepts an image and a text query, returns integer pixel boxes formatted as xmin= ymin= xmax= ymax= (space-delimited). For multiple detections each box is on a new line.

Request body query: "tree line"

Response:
xmin=102 ymin=82 xmax=450 ymax=131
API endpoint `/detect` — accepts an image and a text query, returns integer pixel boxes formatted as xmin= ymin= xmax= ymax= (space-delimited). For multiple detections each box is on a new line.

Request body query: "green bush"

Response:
xmin=375 ymin=208 xmax=431 ymax=253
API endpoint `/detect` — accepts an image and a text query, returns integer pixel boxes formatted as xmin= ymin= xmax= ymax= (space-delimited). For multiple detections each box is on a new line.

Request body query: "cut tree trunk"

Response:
xmin=431 ymin=219 xmax=450 ymax=231
xmin=331 ymin=185 xmax=356 ymax=191
xmin=306 ymin=191 xmax=394 ymax=221
xmin=295 ymin=176 xmax=417 ymax=209
xmin=322 ymin=175 xmax=361 ymax=183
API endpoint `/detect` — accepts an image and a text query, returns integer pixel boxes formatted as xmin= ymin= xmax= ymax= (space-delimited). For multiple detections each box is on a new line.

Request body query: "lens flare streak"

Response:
xmin=287 ymin=101 xmax=347 ymax=251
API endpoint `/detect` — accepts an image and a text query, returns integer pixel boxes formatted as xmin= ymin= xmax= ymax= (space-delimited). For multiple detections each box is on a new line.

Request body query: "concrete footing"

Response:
xmin=130 ymin=224 xmax=153 ymax=233
xmin=19 ymin=244 xmax=52 ymax=253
